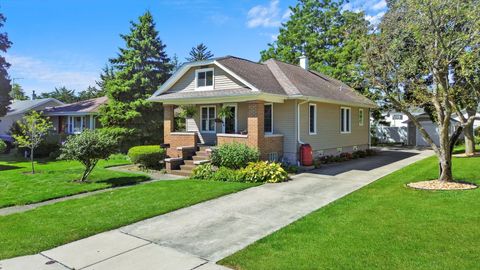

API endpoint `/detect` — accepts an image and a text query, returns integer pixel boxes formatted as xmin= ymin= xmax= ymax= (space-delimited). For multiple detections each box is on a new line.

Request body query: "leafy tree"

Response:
xmin=363 ymin=0 xmax=480 ymax=182
xmin=0 ymin=139 xmax=6 ymax=153
xmin=59 ymin=130 xmax=117 ymax=182
xmin=186 ymin=43 xmax=214 ymax=62
xmin=260 ymin=0 xmax=369 ymax=92
xmin=100 ymin=11 xmax=172 ymax=148
xmin=12 ymin=111 xmax=53 ymax=174
xmin=40 ymin=86 xmax=78 ymax=103
xmin=0 ymin=12 xmax=12 ymax=117
xmin=10 ymin=83 xmax=29 ymax=100
xmin=77 ymin=86 xmax=104 ymax=101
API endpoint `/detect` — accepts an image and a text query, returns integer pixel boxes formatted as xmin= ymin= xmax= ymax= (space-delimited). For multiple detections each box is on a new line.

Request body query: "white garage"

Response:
xmin=406 ymin=114 xmax=458 ymax=147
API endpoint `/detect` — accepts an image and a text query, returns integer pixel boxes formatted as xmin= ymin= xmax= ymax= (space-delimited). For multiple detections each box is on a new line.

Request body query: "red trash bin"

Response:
xmin=299 ymin=144 xmax=313 ymax=166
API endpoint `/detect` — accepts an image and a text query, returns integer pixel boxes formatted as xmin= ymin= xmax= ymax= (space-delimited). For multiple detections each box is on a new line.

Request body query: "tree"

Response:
xmin=96 ymin=64 xmax=115 ymax=91
xmin=77 ymin=86 xmax=104 ymax=101
xmin=0 ymin=12 xmax=12 ymax=118
xmin=170 ymin=53 xmax=182 ymax=73
xmin=59 ymin=130 xmax=117 ymax=182
xmin=186 ymin=43 xmax=214 ymax=62
xmin=12 ymin=111 xmax=53 ymax=174
xmin=100 ymin=11 xmax=172 ymax=148
xmin=40 ymin=86 xmax=77 ymax=103
xmin=260 ymin=0 xmax=369 ymax=92
xmin=363 ymin=0 xmax=480 ymax=182
xmin=10 ymin=83 xmax=29 ymax=100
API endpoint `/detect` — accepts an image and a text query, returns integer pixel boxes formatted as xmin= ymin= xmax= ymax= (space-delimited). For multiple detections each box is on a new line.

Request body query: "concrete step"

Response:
xmin=195 ymin=151 xmax=210 ymax=157
xmin=192 ymin=155 xmax=210 ymax=161
xmin=184 ymin=160 xmax=195 ymax=165
xmin=180 ymin=164 xmax=196 ymax=170
xmin=169 ymin=170 xmax=193 ymax=177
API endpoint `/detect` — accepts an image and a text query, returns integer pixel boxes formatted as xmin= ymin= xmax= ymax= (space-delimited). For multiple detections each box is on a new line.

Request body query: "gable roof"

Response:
xmin=150 ymin=56 xmax=376 ymax=108
xmin=6 ymin=98 xmax=64 ymax=116
xmin=43 ymin=96 xmax=108 ymax=115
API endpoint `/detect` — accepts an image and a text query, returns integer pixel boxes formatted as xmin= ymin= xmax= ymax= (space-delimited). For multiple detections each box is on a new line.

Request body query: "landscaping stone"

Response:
xmin=407 ymin=180 xmax=477 ymax=190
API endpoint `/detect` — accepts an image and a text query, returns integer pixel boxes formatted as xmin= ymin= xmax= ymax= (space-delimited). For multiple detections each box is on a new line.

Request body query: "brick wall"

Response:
xmin=262 ymin=135 xmax=284 ymax=160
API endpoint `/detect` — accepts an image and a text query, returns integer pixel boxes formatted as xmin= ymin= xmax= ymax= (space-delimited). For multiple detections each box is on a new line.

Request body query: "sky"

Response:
xmin=1 ymin=0 xmax=387 ymax=97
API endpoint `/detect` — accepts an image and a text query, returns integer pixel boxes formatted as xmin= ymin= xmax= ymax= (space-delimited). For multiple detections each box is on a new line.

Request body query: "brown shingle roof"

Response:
xmin=44 ymin=96 xmax=108 ymax=115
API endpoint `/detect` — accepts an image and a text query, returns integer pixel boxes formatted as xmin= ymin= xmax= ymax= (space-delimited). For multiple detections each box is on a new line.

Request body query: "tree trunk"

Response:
xmin=439 ymin=153 xmax=453 ymax=182
xmin=30 ymin=148 xmax=35 ymax=174
xmin=464 ymin=120 xmax=476 ymax=156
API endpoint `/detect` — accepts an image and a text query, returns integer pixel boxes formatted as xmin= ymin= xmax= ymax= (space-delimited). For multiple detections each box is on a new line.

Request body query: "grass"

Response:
xmin=221 ymin=155 xmax=480 ymax=270
xmin=0 ymin=154 xmax=150 ymax=208
xmin=0 ymin=180 xmax=256 ymax=259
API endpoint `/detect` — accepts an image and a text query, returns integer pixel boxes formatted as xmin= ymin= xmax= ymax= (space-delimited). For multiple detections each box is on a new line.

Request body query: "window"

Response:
xmin=393 ymin=114 xmax=403 ymax=120
xmin=201 ymin=106 xmax=216 ymax=132
xmin=309 ymin=104 xmax=317 ymax=134
xmin=264 ymin=103 xmax=273 ymax=134
xmin=359 ymin=109 xmax=364 ymax=126
xmin=196 ymin=68 xmax=214 ymax=89
xmin=68 ymin=116 xmax=93 ymax=134
xmin=341 ymin=107 xmax=351 ymax=133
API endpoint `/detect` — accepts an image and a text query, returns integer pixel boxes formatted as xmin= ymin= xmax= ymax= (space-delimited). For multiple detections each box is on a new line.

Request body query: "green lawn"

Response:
xmin=0 ymin=180 xmax=256 ymax=259
xmin=221 ymin=155 xmax=480 ymax=270
xmin=0 ymin=155 xmax=150 ymax=208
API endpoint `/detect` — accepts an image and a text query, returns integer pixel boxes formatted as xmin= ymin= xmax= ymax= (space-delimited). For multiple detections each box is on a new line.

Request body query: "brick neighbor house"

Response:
xmin=148 ymin=56 xmax=376 ymax=175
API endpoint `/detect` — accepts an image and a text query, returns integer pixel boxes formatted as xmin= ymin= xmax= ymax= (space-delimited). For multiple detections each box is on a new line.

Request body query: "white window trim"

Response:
xmin=309 ymin=103 xmax=317 ymax=135
xmin=195 ymin=68 xmax=214 ymax=91
xmin=341 ymin=107 xmax=351 ymax=134
xmin=222 ymin=104 xmax=238 ymax=133
xmin=264 ymin=103 xmax=274 ymax=135
xmin=359 ymin=108 xmax=364 ymax=126
xmin=200 ymin=105 xmax=216 ymax=133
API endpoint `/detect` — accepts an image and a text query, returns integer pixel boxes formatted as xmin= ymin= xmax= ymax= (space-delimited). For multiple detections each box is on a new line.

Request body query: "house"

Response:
xmin=43 ymin=96 xmax=107 ymax=134
xmin=0 ymin=98 xmax=64 ymax=135
xmin=374 ymin=108 xmax=424 ymax=144
xmin=148 ymin=56 xmax=376 ymax=167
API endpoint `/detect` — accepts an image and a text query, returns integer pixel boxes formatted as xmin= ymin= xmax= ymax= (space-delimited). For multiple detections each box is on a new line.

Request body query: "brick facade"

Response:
xmin=163 ymin=105 xmax=198 ymax=158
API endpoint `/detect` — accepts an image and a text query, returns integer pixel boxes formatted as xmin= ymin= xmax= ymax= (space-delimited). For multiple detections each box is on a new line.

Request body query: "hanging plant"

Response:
xmin=218 ymin=106 xmax=234 ymax=120
xmin=178 ymin=105 xmax=197 ymax=118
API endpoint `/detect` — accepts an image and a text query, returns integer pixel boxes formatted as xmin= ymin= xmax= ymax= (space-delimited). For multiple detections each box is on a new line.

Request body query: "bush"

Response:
xmin=0 ymin=140 xmax=6 ymax=154
xmin=365 ymin=149 xmax=377 ymax=156
xmin=211 ymin=167 xmax=242 ymax=182
xmin=127 ymin=145 xmax=165 ymax=169
xmin=353 ymin=150 xmax=367 ymax=159
xmin=282 ymin=163 xmax=299 ymax=173
xmin=60 ymin=130 xmax=117 ymax=182
xmin=191 ymin=163 xmax=215 ymax=180
xmin=211 ymin=143 xmax=260 ymax=169
xmin=240 ymin=161 xmax=288 ymax=183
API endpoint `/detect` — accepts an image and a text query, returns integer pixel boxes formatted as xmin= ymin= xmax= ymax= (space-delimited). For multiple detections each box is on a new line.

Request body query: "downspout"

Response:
xmin=297 ymin=99 xmax=309 ymax=165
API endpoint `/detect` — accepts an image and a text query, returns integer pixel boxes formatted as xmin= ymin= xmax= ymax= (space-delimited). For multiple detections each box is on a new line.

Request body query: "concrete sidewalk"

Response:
xmin=0 ymin=149 xmax=433 ymax=270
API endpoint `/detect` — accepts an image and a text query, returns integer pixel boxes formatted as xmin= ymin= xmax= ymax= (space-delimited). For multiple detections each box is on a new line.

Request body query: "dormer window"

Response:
xmin=195 ymin=68 xmax=214 ymax=90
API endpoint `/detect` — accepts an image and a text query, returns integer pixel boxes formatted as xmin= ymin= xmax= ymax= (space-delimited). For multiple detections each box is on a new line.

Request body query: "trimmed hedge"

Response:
xmin=127 ymin=145 xmax=166 ymax=169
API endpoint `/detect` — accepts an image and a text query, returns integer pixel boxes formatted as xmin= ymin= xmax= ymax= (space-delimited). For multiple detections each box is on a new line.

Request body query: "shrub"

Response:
xmin=59 ymin=130 xmax=117 ymax=182
xmin=211 ymin=167 xmax=242 ymax=182
xmin=365 ymin=149 xmax=377 ymax=156
xmin=240 ymin=161 xmax=288 ymax=183
xmin=191 ymin=163 xmax=215 ymax=180
xmin=0 ymin=140 xmax=6 ymax=154
xmin=340 ymin=152 xmax=353 ymax=161
xmin=211 ymin=143 xmax=260 ymax=169
xmin=353 ymin=150 xmax=367 ymax=158
xmin=127 ymin=145 xmax=166 ymax=169
xmin=282 ymin=163 xmax=299 ymax=173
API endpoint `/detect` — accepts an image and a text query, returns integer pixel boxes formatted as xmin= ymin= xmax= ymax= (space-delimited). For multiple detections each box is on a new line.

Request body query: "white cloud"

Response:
xmin=7 ymin=54 xmax=99 ymax=92
xmin=372 ymin=0 xmax=387 ymax=11
xmin=365 ymin=11 xmax=385 ymax=25
xmin=247 ymin=0 xmax=283 ymax=28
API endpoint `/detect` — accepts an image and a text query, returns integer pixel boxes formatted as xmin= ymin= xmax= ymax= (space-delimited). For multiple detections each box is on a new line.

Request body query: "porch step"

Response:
xmin=169 ymin=170 xmax=193 ymax=177
xmin=180 ymin=164 xmax=196 ymax=170
xmin=183 ymin=160 xmax=195 ymax=166
xmin=192 ymin=155 xmax=209 ymax=161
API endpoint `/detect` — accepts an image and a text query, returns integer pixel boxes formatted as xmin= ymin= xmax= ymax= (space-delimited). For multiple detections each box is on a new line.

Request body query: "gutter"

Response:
xmin=297 ymin=99 xmax=309 ymax=145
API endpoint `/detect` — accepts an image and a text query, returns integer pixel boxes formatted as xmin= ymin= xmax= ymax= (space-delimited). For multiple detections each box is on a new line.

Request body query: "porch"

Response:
xmin=163 ymin=101 xmax=284 ymax=161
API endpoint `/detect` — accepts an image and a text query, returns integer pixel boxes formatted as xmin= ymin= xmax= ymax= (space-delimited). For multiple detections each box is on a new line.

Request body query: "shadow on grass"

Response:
xmin=0 ymin=164 xmax=22 ymax=171
xmin=96 ymin=175 xmax=151 ymax=187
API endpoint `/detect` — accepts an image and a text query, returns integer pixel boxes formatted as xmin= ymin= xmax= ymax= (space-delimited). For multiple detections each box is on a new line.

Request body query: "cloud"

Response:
xmin=371 ymin=0 xmax=387 ymax=11
xmin=365 ymin=11 xmax=385 ymax=25
xmin=6 ymin=54 xmax=99 ymax=92
xmin=208 ymin=13 xmax=230 ymax=25
xmin=247 ymin=0 xmax=283 ymax=28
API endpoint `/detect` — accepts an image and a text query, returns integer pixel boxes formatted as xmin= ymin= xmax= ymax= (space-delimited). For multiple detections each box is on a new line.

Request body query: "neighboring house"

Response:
xmin=374 ymin=109 xmax=424 ymax=144
xmin=405 ymin=113 xmax=459 ymax=147
xmin=0 ymin=98 xmax=64 ymax=135
xmin=149 ymin=56 xmax=376 ymax=165
xmin=43 ymin=96 xmax=107 ymax=134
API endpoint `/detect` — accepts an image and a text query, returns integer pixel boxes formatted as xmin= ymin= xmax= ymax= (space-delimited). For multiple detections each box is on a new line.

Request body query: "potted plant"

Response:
xmin=217 ymin=106 xmax=234 ymax=123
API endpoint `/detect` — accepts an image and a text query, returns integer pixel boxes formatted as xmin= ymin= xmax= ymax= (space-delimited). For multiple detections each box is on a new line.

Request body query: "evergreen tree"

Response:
xmin=186 ymin=43 xmax=214 ymax=62
xmin=78 ymin=86 xmax=104 ymax=101
xmin=40 ymin=86 xmax=77 ymax=103
xmin=0 ymin=13 xmax=12 ymax=117
xmin=10 ymin=83 xmax=29 ymax=100
xmin=260 ymin=0 xmax=369 ymax=92
xmin=96 ymin=64 xmax=115 ymax=91
xmin=100 ymin=11 xmax=172 ymax=147
xmin=170 ymin=53 xmax=182 ymax=73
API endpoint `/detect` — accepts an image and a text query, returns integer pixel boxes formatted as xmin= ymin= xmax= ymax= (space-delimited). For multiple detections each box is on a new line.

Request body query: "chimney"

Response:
xmin=299 ymin=55 xmax=309 ymax=70
xmin=32 ymin=90 xmax=36 ymax=100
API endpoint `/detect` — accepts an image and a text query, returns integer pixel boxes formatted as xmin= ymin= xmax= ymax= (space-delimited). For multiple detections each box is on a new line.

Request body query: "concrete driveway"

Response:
xmin=0 ymin=148 xmax=433 ymax=270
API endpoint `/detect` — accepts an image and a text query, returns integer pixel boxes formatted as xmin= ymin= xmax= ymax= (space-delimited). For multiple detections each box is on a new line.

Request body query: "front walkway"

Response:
xmin=0 ymin=149 xmax=433 ymax=270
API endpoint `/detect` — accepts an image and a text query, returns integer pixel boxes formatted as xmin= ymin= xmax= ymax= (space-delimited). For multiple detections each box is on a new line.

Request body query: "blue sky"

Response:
xmin=1 ymin=0 xmax=386 ymax=96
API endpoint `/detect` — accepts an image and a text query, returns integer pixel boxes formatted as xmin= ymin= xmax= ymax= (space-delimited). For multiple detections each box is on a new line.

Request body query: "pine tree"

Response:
xmin=78 ymin=86 xmax=104 ymax=101
xmin=100 ymin=11 xmax=172 ymax=147
xmin=40 ymin=86 xmax=77 ymax=103
xmin=0 ymin=13 xmax=12 ymax=117
xmin=10 ymin=83 xmax=29 ymax=100
xmin=186 ymin=43 xmax=214 ymax=62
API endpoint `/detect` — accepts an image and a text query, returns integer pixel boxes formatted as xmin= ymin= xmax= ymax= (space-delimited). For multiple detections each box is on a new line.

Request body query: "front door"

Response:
xmin=223 ymin=105 xmax=236 ymax=134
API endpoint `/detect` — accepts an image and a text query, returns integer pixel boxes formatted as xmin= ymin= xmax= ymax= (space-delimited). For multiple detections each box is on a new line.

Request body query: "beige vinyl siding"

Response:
xmin=167 ymin=65 xmax=247 ymax=93
xmin=299 ymin=101 xmax=369 ymax=152
xmin=272 ymin=100 xmax=297 ymax=160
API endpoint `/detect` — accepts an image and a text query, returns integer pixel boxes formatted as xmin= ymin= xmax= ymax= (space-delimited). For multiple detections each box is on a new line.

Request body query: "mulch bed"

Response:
xmin=407 ymin=180 xmax=477 ymax=190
